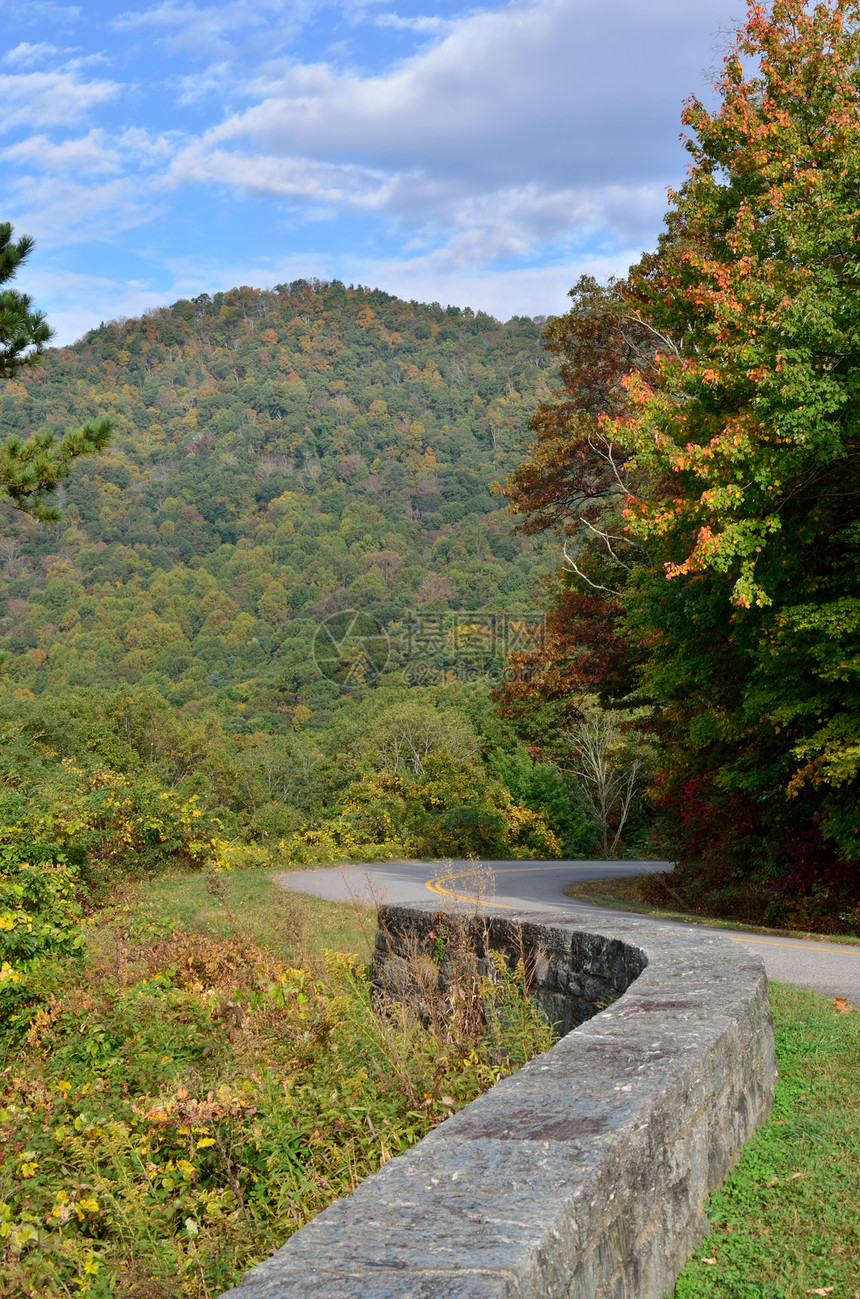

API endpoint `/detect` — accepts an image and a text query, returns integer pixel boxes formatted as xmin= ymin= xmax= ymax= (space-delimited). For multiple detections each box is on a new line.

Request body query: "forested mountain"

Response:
xmin=0 ymin=281 xmax=619 ymax=867
xmin=0 ymin=281 xmax=558 ymax=725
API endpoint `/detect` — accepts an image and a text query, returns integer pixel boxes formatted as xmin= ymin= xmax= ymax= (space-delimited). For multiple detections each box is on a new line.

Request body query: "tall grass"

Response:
xmin=0 ymin=871 xmax=553 ymax=1297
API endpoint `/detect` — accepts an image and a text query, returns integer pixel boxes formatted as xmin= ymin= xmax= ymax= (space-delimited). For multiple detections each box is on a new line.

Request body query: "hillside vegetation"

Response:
xmin=0 ymin=283 xmax=621 ymax=870
xmin=0 ymin=281 xmax=555 ymax=712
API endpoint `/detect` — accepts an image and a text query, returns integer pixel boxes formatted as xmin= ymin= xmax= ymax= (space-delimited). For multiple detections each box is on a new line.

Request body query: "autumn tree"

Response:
xmin=0 ymin=222 xmax=110 ymax=520
xmin=506 ymin=0 xmax=860 ymax=929
xmin=500 ymin=276 xmax=657 ymax=740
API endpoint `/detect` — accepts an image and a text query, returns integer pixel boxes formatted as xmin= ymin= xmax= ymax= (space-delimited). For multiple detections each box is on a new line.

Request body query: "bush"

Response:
xmin=0 ymin=841 xmax=84 ymax=1032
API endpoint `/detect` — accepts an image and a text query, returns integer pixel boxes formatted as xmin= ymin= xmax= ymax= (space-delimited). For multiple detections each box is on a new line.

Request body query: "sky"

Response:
xmin=2 ymin=0 xmax=744 ymax=343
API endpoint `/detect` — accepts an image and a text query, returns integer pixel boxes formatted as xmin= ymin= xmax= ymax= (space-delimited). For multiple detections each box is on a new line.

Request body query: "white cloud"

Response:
xmin=212 ymin=0 xmax=734 ymax=187
xmin=0 ymin=70 xmax=118 ymax=130
xmin=113 ymin=0 xmax=297 ymax=60
xmin=171 ymin=134 xmax=668 ymax=266
xmin=15 ymin=2 xmax=81 ymax=22
xmin=1 ymin=126 xmax=176 ymax=177
xmin=166 ymin=0 xmax=738 ymax=269
xmin=3 ymin=43 xmax=65 ymax=66
xmin=4 ymin=171 xmax=163 ymax=246
xmin=375 ymin=13 xmax=454 ymax=35
xmin=2 ymin=129 xmax=122 ymax=174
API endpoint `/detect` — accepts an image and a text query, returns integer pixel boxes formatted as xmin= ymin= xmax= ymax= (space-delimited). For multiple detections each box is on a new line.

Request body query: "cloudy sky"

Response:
xmin=2 ymin=0 xmax=743 ymax=342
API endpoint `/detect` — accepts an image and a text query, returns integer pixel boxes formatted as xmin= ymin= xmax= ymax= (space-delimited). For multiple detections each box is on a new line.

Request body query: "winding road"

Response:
xmin=278 ymin=857 xmax=860 ymax=1005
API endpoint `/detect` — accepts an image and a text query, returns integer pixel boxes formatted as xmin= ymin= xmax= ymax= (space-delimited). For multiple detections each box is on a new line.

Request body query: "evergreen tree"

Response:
xmin=0 ymin=222 xmax=110 ymax=520
xmin=0 ymin=222 xmax=53 ymax=379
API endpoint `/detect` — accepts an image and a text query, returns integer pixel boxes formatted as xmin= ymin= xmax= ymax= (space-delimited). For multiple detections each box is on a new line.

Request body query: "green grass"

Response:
xmin=122 ymin=867 xmax=377 ymax=966
xmin=674 ymin=982 xmax=860 ymax=1297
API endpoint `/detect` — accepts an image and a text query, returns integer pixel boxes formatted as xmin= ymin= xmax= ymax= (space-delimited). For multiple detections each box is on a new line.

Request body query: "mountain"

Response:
xmin=0 ymin=280 xmax=560 ymax=730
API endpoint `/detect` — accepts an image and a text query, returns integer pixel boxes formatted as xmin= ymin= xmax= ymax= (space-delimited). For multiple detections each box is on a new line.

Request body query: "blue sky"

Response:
xmin=2 ymin=0 xmax=743 ymax=343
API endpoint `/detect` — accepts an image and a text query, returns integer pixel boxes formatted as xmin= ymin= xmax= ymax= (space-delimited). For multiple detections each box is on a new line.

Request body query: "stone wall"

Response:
xmin=222 ymin=903 xmax=776 ymax=1299
xmin=372 ymin=904 xmax=649 ymax=1036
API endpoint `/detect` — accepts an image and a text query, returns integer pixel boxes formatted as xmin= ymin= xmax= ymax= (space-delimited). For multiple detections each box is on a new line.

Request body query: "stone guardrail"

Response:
xmin=222 ymin=902 xmax=776 ymax=1299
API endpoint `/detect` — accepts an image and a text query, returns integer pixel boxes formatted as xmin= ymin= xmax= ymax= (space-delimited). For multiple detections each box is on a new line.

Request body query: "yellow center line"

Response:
xmin=425 ymin=869 xmax=860 ymax=956
xmin=726 ymin=935 xmax=860 ymax=956
xmin=425 ymin=870 xmax=518 ymax=910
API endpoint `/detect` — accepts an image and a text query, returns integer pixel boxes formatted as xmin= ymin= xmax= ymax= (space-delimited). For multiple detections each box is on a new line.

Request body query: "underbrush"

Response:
xmin=0 ymin=875 xmax=553 ymax=1297
xmin=564 ymin=875 xmax=860 ymax=946
xmin=639 ymin=857 xmax=860 ymax=938
xmin=675 ymin=982 xmax=860 ymax=1297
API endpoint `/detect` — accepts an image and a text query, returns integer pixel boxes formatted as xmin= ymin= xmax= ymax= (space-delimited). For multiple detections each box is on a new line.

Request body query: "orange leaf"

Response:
xmin=834 ymin=998 xmax=851 ymax=1013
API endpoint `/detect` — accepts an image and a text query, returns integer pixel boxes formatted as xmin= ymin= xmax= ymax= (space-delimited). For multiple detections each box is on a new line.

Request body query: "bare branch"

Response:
xmin=622 ymin=313 xmax=681 ymax=359
xmin=586 ymin=432 xmax=642 ymax=502
xmin=609 ymin=759 xmax=642 ymax=856
xmin=562 ymin=540 xmax=622 ymax=596
xmin=579 ymin=516 xmax=634 ymax=570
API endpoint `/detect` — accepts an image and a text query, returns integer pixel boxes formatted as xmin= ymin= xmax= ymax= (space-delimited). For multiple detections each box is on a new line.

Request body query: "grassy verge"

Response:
xmin=563 ymin=876 xmax=860 ymax=947
xmin=674 ymin=981 xmax=860 ymax=1297
xmin=128 ymin=867 xmax=377 ymax=966
xmin=1 ymin=869 xmax=552 ymax=1298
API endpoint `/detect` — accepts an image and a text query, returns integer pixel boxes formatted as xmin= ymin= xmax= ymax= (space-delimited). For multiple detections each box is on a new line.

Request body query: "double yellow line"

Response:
xmin=426 ymin=863 xmax=607 ymax=911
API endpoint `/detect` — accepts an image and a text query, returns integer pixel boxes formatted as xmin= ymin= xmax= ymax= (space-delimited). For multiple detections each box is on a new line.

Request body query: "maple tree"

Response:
xmin=616 ymin=0 xmax=860 ymax=609
xmin=505 ymin=0 xmax=860 ymax=929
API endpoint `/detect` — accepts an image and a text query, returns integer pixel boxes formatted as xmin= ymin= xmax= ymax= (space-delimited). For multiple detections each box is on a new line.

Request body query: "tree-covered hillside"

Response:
xmin=0 ymin=281 xmax=558 ymax=725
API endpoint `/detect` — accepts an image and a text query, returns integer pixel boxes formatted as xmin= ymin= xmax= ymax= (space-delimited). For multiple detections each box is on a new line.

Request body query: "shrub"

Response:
xmin=0 ymin=897 xmax=554 ymax=1296
xmin=0 ymin=841 xmax=84 ymax=1033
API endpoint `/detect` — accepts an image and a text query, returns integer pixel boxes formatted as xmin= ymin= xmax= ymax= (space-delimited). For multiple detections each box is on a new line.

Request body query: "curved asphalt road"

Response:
xmin=278 ymin=858 xmax=860 ymax=1005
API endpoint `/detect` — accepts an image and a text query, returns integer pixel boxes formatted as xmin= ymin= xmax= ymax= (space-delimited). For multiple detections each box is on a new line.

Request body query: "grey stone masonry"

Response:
xmin=221 ymin=903 xmax=776 ymax=1299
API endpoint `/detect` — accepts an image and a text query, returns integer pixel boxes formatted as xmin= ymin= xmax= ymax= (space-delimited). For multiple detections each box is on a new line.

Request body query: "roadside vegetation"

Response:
xmin=0 ymin=867 xmax=553 ymax=1298
xmin=563 ymin=875 xmax=860 ymax=947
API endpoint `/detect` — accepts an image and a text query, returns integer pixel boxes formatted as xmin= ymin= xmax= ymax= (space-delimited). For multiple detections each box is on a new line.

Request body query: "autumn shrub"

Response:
xmin=0 ymin=841 xmax=85 ymax=1034
xmin=640 ymin=808 xmax=860 ymax=935
xmin=285 ymin=750 xmax=561 ymax=864
xmin=0 ymin=714 xmax=219 ymax=897
xmin=0 ymin=894 xmax=553 ymax=1297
